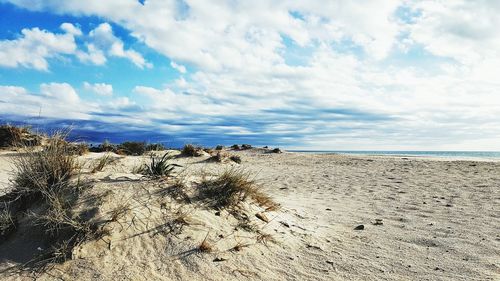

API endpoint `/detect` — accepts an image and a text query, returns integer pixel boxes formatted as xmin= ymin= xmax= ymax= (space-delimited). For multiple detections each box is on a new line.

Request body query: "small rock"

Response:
xmin=325 ymin=208 xmax=332 ymax=211
xmin=213 ymin=257 xmax=228 ymax=262
xmin=373 ymin=219 xmax=383 ymax=226
xmin=215 ymin=211 xmax=221 ymax=216
xmin=326 ymin=260 xmax=334 ymax=265
xmin=445 ymin=204 xmax=453 ymax=207
xmin=354 ymin=224 xmax=365 ymax=230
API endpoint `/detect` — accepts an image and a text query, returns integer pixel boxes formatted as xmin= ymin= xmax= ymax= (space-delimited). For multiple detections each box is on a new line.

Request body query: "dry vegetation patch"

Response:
xmin=196 ymin=169 xmax=278 ymax=211
xmin=0 ymin=125 xmax=41 ymax=148
xmin=0 ymin=132 xmax=110 ymax=269
xmin=181 ymin=144 xmax=204 ymax=157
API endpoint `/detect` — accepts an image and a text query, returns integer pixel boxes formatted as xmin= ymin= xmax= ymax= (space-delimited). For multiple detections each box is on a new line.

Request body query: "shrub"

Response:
xmin=0 ymin=125 xmax=41 ymax=147
xmin=146 ymin=143 xmax=166 ymax=151
xmin=69 ymin=143 xmax=90 ymax=156
xmin=215 ymin=145 xmax=224 ymax=150
xmin=140 ymin=153 xmax=180 ymax=178
xmin=11 ymin=133 xmax=77 ymax=199
xmin=181 ymin=144 xmax=203 ymax=157
xmin=207 ymin=152 xmax=225 ymax=163
xmin=88 ymin=140 xmax=115 ymax=153
xmin=5 ymin=132 xmax=107 ymax=266
xmin=271 ymin=148 xmax=282 ymax=153
xmin=230 ymin=144 xmax=240 ymax=150
xmin=196 ymin=169 xmax=277 ymax=210
xmin=241 ymin=144 xmax=252 ymax=150
xmin=118 ymin=141 xmax=147 ymax=155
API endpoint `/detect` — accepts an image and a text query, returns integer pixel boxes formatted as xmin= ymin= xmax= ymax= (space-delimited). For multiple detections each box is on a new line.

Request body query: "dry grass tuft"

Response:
xmin=198 ymin=233 xmax=213 ymax=253
xmin=11 ymin=132 xmax=77 ymax=199
xmin=256 ymin=231 xmax=275 ymax=246
xmin=160 ymin=179 xmax=191 ymax=203
xmin=0 ymin=125 xmax=41 ymax=148
xmin=181 ymin=144 xmax=203 ymax=157
xmin=229 ymin=155 xmax=241 ymax=164
xmin=197 ymin=169 xmax=277 ymax=210
xmin=0 ymin=205 xmax=15 ymax=238
xmin=207 ymin=152 xmax=226 ymax=163
xmin=91 ymin=153 xmax=114 ymax=173
xmin=69 ymin=143 xmax=90 ymax=156
xmin=2 ymin=132 xmax=108 ymax=267
xmin=230 ymin=241 xmax=251 ymax=252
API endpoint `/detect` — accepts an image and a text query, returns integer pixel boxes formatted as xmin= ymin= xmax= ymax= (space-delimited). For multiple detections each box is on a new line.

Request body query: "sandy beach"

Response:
xmin=0 ymin=149 xmax=499 ymax=280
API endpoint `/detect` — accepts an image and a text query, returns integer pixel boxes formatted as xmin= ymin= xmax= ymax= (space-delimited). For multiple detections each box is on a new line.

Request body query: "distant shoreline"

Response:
xmin=288 ymin=150 xmax=500 ymax=161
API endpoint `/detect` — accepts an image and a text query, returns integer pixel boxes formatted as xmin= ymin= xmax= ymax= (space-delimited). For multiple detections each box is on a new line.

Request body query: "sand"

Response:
xmin=0 ymin=149 xmax=498 ymax=280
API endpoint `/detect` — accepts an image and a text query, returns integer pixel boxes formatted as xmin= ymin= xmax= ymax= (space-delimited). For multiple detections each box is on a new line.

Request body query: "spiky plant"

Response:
xmin=141 ymin=153 xmax=181 ymax=178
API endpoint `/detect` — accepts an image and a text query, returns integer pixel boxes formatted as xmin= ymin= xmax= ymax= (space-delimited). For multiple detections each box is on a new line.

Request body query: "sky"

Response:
xmin=0 ymin=0 xmax=500 ymax=150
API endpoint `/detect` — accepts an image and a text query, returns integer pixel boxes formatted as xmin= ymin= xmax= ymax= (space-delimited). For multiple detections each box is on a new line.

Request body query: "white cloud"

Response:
xmin=0 ymin=83 xmax=94 ymax=119
xmin=83 ymin=82 xmax=113 ymax=96
xmin=170 ymin=61 xmax=186 ymax=73
xmin=60 ymin=22 xmax=82 ymax=36
xmin=85 ymin=23 xmax=152 ymax=69
xmin=0 ymin=20 xmax=150 ymax=70
xmin=76 ymin=43 xmax=107 ymax=65
xmin=40 ymin=82 xmax=80 ymax=103
xmin=3 ymin=0 xmax=500 ymax=149
xmin=407 ymin=0 xmax=500 ymax=65
xmin=1 ymin=0 xmax=401 ymax=70
xmin=0 ymin=24 xmax=77 ymax=70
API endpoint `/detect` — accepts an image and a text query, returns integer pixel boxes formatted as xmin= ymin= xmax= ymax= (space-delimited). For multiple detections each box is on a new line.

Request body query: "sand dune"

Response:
xmin=0 ymin=149 xmax=499 ymax=280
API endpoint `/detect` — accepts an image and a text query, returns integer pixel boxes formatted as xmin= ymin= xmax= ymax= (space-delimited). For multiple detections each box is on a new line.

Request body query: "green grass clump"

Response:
xmin=140 ymin=153 xmax=181 ymax=178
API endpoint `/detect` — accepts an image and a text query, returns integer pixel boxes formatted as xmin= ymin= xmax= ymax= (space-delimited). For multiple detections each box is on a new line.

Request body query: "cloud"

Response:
xmin=170 ymin=61 xmax=186 ymax=73
xmin=83 ymin=82 xmax=113 ymax=96
xmin=86 ymin=23 xmax=152 ymax=68
xmin=406 ymin=0 xmax=500 ymax=65
xmin=2 ymin=1 xmax=500 ymax=149
xmin=0 ymin=21 xmax=150 ymax=70
xmin=0 ymin=24 xmax=78 ymax=70
xmin=40 ymin=82 xmax=80 ymax=103
xmin=1 ymin=0 xmax=401 ymax=70
xmin=60 ymin=22 xmax=82 ymax=36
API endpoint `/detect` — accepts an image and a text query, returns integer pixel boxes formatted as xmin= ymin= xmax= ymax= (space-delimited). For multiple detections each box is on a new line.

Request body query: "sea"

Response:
xmin=289 ymin=151 xmax=500 ymax=160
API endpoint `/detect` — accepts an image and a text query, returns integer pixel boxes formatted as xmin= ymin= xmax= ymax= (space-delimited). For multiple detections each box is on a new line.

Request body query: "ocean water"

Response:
xmin=289 ymin=150 xmax=500 ymax=160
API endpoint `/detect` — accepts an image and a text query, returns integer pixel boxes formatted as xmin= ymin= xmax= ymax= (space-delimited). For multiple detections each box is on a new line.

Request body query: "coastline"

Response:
xmin=288 ymin=150 xmax=500 ymax=162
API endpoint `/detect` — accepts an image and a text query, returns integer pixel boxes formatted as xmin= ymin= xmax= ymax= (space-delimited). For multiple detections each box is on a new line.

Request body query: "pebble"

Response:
xmin=354 ymin=225 xmax=365 ymax=230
